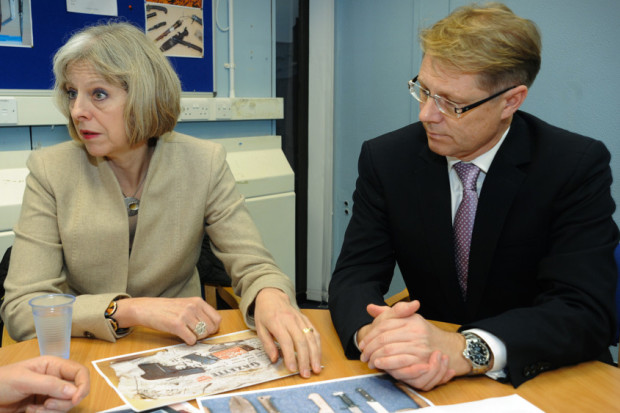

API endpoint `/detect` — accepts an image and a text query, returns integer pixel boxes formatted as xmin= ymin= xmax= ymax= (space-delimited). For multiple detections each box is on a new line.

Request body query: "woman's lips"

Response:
xmin=80 ymin=130 xmax=99 ymax=140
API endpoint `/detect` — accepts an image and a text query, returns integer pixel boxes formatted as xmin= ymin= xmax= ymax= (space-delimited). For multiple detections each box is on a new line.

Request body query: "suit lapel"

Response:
xmin=416 ymin=147 xmax=467 ymax=312
xmin=466 ymin=115 xmax=531 ymax=318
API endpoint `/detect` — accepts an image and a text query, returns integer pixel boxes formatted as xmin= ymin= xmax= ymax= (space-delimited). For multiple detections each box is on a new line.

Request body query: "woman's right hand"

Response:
xmin=114 ymin=297 xmax=222 ymax=345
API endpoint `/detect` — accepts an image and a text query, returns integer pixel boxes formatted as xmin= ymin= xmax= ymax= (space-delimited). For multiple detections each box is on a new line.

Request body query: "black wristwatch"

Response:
xmin=462 ymin=332 xmax=493 ymax=375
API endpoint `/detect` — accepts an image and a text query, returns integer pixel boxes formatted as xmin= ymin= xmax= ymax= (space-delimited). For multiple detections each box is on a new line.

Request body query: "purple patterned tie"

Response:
xmin=453 ymin=162 xmax=481 ymax=299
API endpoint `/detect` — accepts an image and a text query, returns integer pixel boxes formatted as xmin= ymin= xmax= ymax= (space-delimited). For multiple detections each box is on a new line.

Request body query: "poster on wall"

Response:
xmin=66 ymin=0 xmax=118 ymax=16
xmin=145 ymin=0 xmax=204 ymax=58
xmin=0 ymin=0 xmax=214 ymax=93
xmin=0 ymin=0 xmax=33 ymax=48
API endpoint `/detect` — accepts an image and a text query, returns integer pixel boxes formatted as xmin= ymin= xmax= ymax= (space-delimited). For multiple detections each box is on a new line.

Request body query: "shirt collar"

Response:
xmin=447 ymin=126 xmax=511 ymax=174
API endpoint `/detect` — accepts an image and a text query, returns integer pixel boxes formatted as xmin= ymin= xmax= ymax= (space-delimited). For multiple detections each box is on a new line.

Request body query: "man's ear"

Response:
xmin=501 ymin=85 xmax=528 ymax=119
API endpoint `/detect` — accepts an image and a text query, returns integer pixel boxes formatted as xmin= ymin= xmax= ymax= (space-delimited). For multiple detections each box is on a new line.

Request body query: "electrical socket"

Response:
xmin=180 ymin=97 xmax=211 ymax=121
xmin=0 ymin=97 xmax=18 ymax=125
xmin=215 ymin=99 xmax=232 ymax=119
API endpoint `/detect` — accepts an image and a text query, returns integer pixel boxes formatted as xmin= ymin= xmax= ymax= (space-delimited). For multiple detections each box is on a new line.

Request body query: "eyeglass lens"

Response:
xmin=409 ymin=81 xmax=458 ymax=117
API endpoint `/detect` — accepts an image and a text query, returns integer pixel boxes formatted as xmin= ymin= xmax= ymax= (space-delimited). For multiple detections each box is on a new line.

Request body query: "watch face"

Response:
xmin=469 ymin=340 xmax=490 ymax=365
xmin=464 ymin=333 xmax=490 ymax=368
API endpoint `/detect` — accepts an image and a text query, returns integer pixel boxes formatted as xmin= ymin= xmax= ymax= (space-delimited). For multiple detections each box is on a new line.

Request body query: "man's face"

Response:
xmin=417 ymin=56 xmax=513 ymax=161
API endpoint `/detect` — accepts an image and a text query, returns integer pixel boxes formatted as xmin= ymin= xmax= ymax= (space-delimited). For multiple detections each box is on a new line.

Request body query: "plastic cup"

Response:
xmin=28 ymin=294 xmax=75 ymax=359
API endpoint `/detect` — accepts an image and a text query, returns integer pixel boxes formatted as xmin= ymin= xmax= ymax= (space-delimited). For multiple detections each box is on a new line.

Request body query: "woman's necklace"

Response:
xmin=122 ymin=171 xmax=147 ymax=217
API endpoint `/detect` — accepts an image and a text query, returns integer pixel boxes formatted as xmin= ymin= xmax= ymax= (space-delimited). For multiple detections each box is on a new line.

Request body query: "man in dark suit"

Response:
xmin=329 ymin=3 xmax=618 ymax=390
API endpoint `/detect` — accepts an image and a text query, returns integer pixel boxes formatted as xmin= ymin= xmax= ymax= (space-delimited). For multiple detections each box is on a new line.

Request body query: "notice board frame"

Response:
xmin=0 ymin=0 xmax=214 ymax=94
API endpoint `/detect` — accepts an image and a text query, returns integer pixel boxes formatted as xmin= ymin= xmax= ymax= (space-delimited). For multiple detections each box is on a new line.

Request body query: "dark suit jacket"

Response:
xmin=329 ymin=111 xmax=619 ymax=387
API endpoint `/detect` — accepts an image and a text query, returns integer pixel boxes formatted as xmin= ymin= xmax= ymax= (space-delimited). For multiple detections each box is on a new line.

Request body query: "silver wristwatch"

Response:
xmin=462 ymin=332 xmax=493 ymax=375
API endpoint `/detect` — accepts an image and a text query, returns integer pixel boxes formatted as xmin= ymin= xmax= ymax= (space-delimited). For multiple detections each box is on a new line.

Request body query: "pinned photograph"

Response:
xmin=145 ymin=2 xmax=204 ymax=58
xmin=0 ymin=0 xmax=33 ymax=48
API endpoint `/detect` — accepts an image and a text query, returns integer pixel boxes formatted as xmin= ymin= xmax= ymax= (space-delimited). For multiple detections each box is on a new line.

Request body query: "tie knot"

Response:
xmin=454 ymin=162 xmax=480 ymax=190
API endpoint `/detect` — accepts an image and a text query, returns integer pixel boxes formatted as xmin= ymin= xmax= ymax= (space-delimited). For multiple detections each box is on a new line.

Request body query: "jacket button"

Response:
xmin=84 ymin=331 xmax=95 ymax=339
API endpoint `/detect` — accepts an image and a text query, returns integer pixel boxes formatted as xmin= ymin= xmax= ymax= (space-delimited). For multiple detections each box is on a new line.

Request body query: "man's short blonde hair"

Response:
xmin=53 ymin=21 xmax=181 ymax=144
xmin=420 ymin=2 xmax=542 ymax=91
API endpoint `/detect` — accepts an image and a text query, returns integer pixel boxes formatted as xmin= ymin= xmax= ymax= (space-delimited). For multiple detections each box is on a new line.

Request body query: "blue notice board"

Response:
xmin=0 ymin=0 xmax=213 ymax=93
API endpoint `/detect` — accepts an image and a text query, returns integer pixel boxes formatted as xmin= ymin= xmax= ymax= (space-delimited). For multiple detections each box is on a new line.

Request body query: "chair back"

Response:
xmin=0 ymin=247 xmax=11 ymax=346
xmin=614 ymin=244 xmax=620 ymax=343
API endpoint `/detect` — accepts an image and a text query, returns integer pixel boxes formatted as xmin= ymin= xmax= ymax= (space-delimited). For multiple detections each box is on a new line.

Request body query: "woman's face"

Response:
xmin=65 ymin=61 xmax=130 ymax=160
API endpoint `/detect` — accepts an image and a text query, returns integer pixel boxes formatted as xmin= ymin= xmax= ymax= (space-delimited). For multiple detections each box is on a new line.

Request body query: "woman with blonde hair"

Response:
xmin=1 ymin=22 xmax=321 ymax=379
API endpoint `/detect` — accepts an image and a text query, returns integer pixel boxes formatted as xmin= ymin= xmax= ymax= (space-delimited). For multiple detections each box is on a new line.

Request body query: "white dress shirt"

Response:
xmin=447 ymin=128 xmax=510 ymax=378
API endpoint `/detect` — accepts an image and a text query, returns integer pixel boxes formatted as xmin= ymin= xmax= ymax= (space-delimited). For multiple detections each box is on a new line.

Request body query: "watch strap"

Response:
xmin=104 ymin=299 xmax=129 ymax=336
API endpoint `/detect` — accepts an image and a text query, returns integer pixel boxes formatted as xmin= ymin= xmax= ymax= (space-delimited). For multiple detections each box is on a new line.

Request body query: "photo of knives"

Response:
xmin=308 ymin=393 xmax=335 ymax=413
xmin=229 ymin=395 xmax=257 ymax=413
xmin=258 ymin=395 xmax=281 ymax=413
xmin=356 ymin=387 xmax=389 ymax=413
xmin=394 ymin=381 xmax=427 ymax=409
xmin=333 ymin=391 xmax=363 ymax=413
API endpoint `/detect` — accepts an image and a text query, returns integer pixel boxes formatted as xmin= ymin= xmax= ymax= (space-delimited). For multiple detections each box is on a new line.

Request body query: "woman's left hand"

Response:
xmin=253 ymin=288 xmax=322 ymax=378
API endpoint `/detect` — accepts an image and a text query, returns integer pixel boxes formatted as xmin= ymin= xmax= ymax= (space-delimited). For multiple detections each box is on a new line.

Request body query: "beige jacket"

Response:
xmin=1 ymin=132 xmax=295 ymax=342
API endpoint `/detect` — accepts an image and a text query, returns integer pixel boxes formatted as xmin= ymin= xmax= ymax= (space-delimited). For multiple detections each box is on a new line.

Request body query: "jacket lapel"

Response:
xmin=416 ymin=147 xmax=467 ymax=312
xmin=466 ymin=115 xmax=531 ymax=318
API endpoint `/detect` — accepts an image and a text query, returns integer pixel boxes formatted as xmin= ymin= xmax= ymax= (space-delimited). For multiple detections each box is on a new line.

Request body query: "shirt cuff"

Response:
xmin=353 ymin=330 xmax=361 ymax=351
xmin=463 ymin=328 xmax=507 ymax=378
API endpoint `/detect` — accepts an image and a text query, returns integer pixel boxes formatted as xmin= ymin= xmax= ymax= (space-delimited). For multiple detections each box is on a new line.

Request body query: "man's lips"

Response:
xmin=425 ymin=130 xmax=446 ymax=140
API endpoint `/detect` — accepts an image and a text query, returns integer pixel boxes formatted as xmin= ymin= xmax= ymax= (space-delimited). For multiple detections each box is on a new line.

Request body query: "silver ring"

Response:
xmin=194 ymin=321 xmax=207 ymax=336
xmin=302 ymin=327 xmax=314 ymax=334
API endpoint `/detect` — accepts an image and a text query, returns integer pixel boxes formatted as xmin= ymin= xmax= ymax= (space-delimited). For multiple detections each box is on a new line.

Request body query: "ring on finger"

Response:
xmin=194 ymin=321 xmax=207 ymax=336
xmin=302 ymin=327 xmax=314 ymax=334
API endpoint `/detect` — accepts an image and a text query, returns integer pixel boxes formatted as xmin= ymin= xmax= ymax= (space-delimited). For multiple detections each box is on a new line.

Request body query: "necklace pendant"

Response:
xmin=124 ymin=197 xmax=140 ymax=216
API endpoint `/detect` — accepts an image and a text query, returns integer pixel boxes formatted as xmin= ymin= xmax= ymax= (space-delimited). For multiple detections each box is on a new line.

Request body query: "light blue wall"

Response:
xmin=0 ymin=0 xmax=276 ymax=149
xmin=333 ymin=0 xmax=620 ymax=296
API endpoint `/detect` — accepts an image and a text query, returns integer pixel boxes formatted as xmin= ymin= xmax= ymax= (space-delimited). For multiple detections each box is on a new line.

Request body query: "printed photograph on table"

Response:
xmin=93 ymin=330 xmax=294 ymax=412
xmin=145 ymin=2 xmax=204 ymax=58
xmin=198 ymin=373 xmax=432 ymax=412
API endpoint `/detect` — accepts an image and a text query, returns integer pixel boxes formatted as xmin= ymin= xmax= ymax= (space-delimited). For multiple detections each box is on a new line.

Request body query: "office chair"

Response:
xmin=614 ymin=244 xmax=620 ymax=364
xmin=0 ymin=247 xmax=11 ymax=347
xmin=385 ymin=288 xmax=410 ymax=306
xmin=196 ymin=236 xmax=237 ymax=309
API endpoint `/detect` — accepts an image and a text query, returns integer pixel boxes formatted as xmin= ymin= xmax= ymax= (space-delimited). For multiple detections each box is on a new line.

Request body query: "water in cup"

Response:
xmin=29 ymin=294 xmax=75 ymax=359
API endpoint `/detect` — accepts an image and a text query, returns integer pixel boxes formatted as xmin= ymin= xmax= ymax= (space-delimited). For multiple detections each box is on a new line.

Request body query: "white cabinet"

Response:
xmin=212 ymin=136 xmax=295 ymax=286
xmin=0 ymin=150 xmax=30 ymax=256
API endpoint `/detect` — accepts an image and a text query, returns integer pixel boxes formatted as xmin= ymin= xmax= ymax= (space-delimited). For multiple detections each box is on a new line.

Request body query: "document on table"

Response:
xmin=198 ymin=373 xmax=544 ymax=413
xmin=424 ymin=394 xmax=545 ymax=412
xmin=92 ymin=330 xmax=294 ymax=412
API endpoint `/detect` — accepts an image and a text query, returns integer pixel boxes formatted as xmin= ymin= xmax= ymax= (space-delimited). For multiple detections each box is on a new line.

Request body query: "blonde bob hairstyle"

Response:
xmin=420 ymin=2 xmax=542 ymax=92
xmin=53 ymin=21 xmax=181 ymax=145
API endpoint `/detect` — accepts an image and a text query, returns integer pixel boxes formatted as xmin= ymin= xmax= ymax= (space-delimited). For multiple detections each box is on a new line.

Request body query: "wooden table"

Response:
xmin=1 ymin=309 xmax=619 ymax=412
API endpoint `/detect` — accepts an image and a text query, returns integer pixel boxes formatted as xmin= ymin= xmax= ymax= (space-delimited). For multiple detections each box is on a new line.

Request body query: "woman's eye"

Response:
xmin=93 ymin=89 xmax=108 ymax=100
xmin=66 ymin=89 xmax=77 ymax=100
